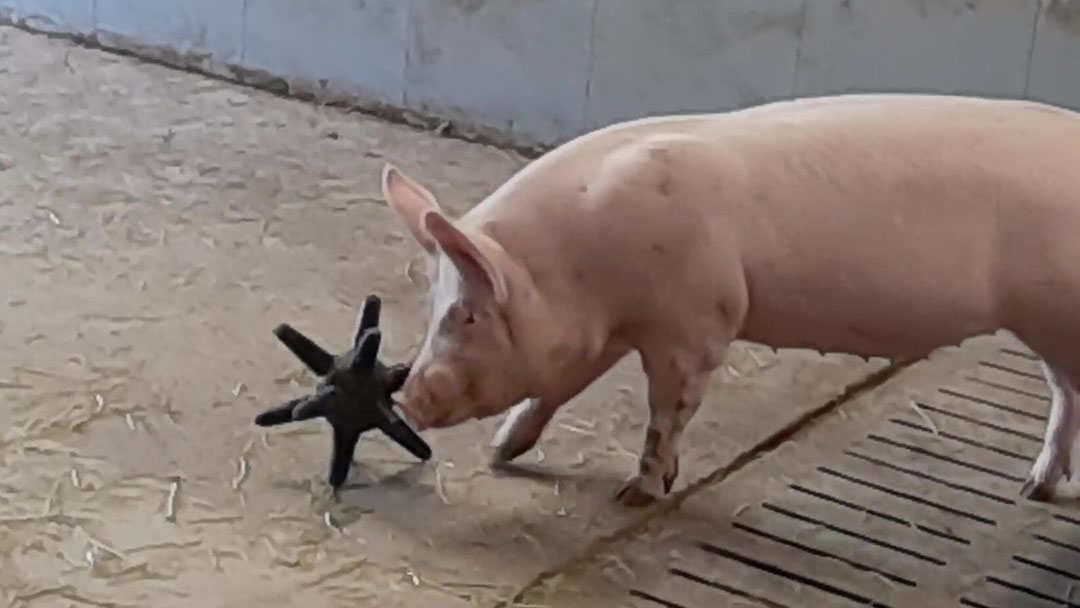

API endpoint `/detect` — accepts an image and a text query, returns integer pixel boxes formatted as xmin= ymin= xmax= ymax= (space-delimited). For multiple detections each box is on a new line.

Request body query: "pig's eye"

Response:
xmin=450 ymin=303 xmax=476 ymax=325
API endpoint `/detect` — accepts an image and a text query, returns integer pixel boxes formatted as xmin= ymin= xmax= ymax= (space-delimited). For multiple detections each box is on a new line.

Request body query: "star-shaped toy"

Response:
xmin=254 ymin=295 xmax=432 ymax=489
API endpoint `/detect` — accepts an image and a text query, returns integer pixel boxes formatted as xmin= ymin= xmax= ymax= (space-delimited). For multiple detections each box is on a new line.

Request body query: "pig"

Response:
xmin=381 ymin=93 xmax=1080 ymax=506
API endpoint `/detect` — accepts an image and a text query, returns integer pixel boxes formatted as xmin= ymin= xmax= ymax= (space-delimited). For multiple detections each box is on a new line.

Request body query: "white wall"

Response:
xmin=2 ymin=0 xmax=1077 ymax=148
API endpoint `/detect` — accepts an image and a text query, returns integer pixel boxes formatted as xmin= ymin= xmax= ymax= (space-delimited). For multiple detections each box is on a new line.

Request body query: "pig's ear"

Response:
xmin=423 ymin=211 xmax=508 ymax=304
xmin=382 ymin=164 xmax=439 ymax=255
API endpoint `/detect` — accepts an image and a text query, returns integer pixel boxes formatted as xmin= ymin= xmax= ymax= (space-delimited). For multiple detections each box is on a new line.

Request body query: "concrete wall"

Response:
xmin=2 ymin=0 xmax=1080 ymax=148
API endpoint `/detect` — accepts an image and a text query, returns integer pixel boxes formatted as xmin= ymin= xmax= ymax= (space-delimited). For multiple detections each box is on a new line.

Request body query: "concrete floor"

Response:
xmin=4 ymin=25 xmax=1062 ymax=608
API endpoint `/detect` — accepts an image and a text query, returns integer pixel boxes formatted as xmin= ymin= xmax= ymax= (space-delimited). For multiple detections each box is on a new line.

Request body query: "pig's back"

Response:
xmin=474 ymin=95 xmax=1080 ymax=358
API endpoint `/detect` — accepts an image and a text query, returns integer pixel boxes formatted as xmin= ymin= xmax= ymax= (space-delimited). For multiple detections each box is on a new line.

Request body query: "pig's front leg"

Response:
xmin=490 ymin=397 xmax=560 ymax=464
xmin=491 ymin=344 xmax=631 ymax=465
xmin=615 ymin=349 xmax=715 ymax=506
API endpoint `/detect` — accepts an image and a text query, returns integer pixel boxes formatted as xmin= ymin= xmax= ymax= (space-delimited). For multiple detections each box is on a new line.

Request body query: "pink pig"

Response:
xmin=382 ymin=93 xmax=1080 ymax=506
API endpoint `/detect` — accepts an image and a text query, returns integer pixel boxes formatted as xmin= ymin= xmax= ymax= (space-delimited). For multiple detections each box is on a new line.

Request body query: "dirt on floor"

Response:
xmin=0 ymin=26 xmax=884 ymax=607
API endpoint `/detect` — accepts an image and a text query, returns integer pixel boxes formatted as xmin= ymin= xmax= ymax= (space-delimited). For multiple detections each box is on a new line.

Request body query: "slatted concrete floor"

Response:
xmin=610 ymin=340 xmax=1080 ymax=608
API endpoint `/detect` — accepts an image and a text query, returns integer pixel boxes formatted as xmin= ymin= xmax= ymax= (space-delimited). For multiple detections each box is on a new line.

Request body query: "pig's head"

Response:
xmin=382 ymin=164 xmax=534 ymax=429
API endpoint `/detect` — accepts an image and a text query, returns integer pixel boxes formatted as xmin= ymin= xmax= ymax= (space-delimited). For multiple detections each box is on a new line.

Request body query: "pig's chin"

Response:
xmin=398 ymin=395 xmax=504 ymax=430
xmin=403 ymin=403 xmax=474 ymax=429
xmin=396 ymin=392 xmax=475 ymax=430
xmin=435 ymin=407 xmax=482 ymax=428
xmin=398 ymin=371 xmax=521 ymax=429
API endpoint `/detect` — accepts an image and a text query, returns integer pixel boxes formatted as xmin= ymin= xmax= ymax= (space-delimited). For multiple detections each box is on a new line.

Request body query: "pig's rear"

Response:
xmin=717 ymin=96 xmax=1080 ymax=359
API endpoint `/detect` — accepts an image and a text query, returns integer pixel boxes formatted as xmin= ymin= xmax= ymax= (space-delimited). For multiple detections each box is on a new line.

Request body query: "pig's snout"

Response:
xmin=400 ymin=363 xmax=462 ymax=429
xmin=423 ymin=363 xmax=460 ymax=397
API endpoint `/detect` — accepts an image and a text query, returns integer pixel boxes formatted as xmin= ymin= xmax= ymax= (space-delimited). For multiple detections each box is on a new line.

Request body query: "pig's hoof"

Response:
xmin=1020 ymin=476 xmax=1055 ymax=502
xmin=490 ymin=438 xmax=532 ymax=466
xmin=614 ymin=476 xmax=663 ymax=507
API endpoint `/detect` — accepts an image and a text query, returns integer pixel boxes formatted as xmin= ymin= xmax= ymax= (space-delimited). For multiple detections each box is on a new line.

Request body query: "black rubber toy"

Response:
xmin=254 ymin=295 xmax=432 ymax=489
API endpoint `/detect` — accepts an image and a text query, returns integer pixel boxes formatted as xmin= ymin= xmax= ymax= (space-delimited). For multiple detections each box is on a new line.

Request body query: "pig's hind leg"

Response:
xmin=1021 ymin=361 xmax=1080 ymax=501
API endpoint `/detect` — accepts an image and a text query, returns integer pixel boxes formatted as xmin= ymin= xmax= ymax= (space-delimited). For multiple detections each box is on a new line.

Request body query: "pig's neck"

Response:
xmin=477 ymin=231 xmax=617 ymax=402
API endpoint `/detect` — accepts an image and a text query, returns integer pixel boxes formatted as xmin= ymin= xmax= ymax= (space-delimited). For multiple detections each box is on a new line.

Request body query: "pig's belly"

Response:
xmin=727 ymin=189 xmax=1009 ymax=359
xmin=736 ymin=260 xmax=1001 ymax=359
